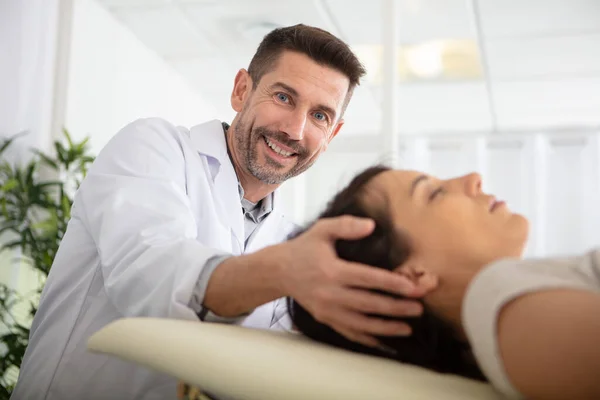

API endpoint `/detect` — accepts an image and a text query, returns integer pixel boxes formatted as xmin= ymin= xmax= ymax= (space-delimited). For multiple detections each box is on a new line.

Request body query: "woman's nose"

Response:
xmin=463 ymin=172 xmax=483 ymax=196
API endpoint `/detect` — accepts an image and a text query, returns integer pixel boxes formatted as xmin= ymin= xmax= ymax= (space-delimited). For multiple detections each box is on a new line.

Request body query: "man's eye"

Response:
xmin=276 ymin=93 xmax=289 ymax=103
xmin=313 ymin=112 xmax=327 ymax=121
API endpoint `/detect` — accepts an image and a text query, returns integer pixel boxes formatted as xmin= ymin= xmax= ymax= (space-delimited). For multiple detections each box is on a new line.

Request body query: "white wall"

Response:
xmin=64 ymin=0 xmax=220 ymax=155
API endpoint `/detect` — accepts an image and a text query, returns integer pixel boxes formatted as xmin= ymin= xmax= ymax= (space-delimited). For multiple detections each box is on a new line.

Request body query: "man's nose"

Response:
xmin=281 ymin=110 xmax=306 ymax=141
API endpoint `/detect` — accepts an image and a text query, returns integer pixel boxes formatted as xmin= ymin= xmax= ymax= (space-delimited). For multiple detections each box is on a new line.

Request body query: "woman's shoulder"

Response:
xmin=462 ymin=248 xmax=600 ymax=399
xmin=461 ymin=248 xmax=600 ymax=398
xmin=479 ymin=247 xmax=600 ymax=293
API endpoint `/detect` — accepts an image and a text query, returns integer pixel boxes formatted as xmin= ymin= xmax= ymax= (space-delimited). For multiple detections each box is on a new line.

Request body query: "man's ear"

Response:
xmin=328 ymin=119 xmax=344 ymax=143
xmin=395 ymin=258 xmax=439 ymax=294
xmin=231 ymin=69 xmax=253 ymax=112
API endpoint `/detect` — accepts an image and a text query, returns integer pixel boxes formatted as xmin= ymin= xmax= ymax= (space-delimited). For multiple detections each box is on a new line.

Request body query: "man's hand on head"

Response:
xmin=272 ymin=215 xmax=433 ymax=348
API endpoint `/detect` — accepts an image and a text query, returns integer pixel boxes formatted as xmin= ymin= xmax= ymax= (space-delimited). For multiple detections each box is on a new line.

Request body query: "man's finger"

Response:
xmin=333 ymin=325 xmax=380 ymax=348
xmin=313 ymin=215 xmax=375 ymax=241
xmin=327 ymin=308 xmax=413 ymax=337
xmin=177 ymin=381 xmax=188 ymax=399
xmin=336 ymin=261 xmax=425 ymax=297
xmin=188 ymin=386 xmax=202 ymax=400
xmin=330 ymin=287 xmax=423 ymax=317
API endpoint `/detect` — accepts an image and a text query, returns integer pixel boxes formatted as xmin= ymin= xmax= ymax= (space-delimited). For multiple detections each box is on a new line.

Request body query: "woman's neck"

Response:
xmin=422 ymin=267 xmax=481 ymax=340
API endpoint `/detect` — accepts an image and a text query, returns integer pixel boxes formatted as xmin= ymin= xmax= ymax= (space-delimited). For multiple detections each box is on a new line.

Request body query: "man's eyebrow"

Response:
xmin=410 ymin=175 xmax=429 ymax=197
xmin=270 ymin=82 xmax=337 ymax=120
xmin=270 ymin=82 xmax=298 ymax=97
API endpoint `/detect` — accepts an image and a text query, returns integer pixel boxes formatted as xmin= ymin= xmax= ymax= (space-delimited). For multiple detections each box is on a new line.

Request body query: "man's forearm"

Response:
xmin=202 ymin=245 xmax=287 ymax=317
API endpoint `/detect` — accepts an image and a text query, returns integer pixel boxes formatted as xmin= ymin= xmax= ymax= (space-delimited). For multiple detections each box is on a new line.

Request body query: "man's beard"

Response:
xmin=233 ymin=118 xmax=316 ymax=185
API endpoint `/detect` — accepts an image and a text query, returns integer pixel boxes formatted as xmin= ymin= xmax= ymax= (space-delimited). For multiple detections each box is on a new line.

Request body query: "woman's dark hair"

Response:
xmin=287 ymin=165 xmax=486 ymax=381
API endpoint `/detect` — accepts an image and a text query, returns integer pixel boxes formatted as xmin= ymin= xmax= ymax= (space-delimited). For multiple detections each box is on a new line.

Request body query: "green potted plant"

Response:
xmin=0 ymin=130 xmax=95 ymax=398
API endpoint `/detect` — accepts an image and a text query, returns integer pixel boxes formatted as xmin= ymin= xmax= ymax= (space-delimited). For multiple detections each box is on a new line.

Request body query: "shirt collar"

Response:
xmin=223 ymin=123 xmax=274 ymax=219
xmin=238 ymin=181 xmax=273 ymax=221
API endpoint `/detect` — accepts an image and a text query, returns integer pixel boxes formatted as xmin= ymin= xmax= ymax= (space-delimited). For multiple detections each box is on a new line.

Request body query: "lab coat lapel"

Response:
xmin=214 ymin=159 xmax=244 ymax=252
xmin=189 ymin=120 xmax=244 ymax=251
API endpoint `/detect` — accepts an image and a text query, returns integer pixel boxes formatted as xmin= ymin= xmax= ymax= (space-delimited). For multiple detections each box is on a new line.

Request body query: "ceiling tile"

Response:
xmin=486 ymin=33 xmax=600 ymax=79
xmin=175 ymin=0 xmax=219 ymax=3
xmin=478 ymin=0 xmax=600 ymax=38
xmin=97 ymin=0 xmax=170 ymax=8
xmin=367 ymin=82 xmax=493 ymax=133
xmin=353 ymin=39 xmax=483 ymax=85
xmin=325 ymin=0 xmax=475 ymax=45
xmin=112 ymin=6 xmax=215 ymax=58
xmin=396 ymin=82 xmax=490 ymax=114
xmin=494 ymin=78 xmax=600 ymax=111
xmin=496 ymin=109 xmax=600 ymax=130
xmin=181 ymin=0 xmax=334 ymax=52
xmin=493 ymin=78 xmax=600 ymax=128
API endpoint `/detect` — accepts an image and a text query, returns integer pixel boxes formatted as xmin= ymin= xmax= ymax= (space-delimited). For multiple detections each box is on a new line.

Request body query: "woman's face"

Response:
xmin=366 ymin=170 xmax=529 ymax=274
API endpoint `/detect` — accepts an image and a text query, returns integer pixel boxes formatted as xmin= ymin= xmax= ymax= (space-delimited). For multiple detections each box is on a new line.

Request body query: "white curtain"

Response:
xmin=0 ymin=0 xmax=63 ymax=291
xmin=0 ymin=0 xmax=62 ymax=163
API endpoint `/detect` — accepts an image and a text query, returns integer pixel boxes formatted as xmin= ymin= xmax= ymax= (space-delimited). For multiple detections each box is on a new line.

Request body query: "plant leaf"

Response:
xmin=32 ymin=150 xmax=59 ymax=170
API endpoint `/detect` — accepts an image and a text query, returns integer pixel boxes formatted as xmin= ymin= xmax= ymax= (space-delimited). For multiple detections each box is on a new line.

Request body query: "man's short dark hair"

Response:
xmin=247 ymin=24 xmax=366 ymax=115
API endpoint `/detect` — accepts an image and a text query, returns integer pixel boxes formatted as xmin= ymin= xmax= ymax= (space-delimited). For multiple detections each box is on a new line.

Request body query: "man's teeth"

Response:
xmin=265 ymin=137 xmax=294 ymax=157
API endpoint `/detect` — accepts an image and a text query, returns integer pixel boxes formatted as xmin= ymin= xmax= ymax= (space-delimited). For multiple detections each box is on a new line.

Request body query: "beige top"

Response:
xmin=462 ymin=248 xmax=600 ymax=399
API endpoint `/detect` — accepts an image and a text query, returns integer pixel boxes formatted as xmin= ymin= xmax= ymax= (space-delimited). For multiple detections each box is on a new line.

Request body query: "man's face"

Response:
xmin=229 ymin=51 xmax=350 ymax=185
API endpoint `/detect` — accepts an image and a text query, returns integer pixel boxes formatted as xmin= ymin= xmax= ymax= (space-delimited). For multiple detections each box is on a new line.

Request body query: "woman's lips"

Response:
xmin=490 ymin=199 xmax=506 ymax=212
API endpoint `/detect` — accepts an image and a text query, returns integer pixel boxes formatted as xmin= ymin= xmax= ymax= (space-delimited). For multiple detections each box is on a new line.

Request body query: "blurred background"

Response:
xmin=1 ymin=0 xmax=600 ymax=387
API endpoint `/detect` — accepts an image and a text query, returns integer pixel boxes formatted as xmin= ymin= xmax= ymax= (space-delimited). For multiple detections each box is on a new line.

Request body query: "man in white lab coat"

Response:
xmin=12 ymin=24 xmax=426 ymax=399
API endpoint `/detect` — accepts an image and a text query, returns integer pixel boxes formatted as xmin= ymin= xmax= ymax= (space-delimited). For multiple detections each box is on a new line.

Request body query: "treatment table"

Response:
xmin=88 ymin=318 xmax=506 ymax=399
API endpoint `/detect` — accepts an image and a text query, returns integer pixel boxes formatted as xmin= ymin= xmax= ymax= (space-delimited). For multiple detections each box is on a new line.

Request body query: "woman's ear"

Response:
xmin=395 ymin=258 xmax=439 ymax=294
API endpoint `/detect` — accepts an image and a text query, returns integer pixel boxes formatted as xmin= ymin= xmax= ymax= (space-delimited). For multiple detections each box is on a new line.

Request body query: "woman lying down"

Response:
xmin=288 ymin=166 xmax=600 ymax=400
xmin=178 ymin=166 xmax=600 ymax=400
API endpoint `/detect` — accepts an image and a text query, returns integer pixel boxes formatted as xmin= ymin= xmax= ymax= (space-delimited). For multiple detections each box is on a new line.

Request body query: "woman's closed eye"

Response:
xmin=429 ymin=187 xmax=446 ymax=202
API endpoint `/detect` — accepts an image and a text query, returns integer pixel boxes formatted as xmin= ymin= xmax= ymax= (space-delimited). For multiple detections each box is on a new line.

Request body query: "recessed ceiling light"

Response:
xmin=352 ymin=39 xmax=483 ymax=84
xmin=405 ymin=41 xmax=444 ymax=79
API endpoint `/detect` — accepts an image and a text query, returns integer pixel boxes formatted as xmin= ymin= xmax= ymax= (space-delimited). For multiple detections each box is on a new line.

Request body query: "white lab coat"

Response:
xmin=12 ymin=118 xmax=297 ymax=400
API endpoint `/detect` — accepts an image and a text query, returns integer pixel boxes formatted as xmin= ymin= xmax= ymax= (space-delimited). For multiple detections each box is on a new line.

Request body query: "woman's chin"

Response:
xmin=501 ymin=213 xmax=529 ymax=258
xmin=514 ymin=215 xmax=530 ymax=256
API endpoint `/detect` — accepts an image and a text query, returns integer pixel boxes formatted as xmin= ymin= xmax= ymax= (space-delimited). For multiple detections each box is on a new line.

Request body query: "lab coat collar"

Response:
xmin=188 ymin=119 xmax=282 ymax=251
xmin=188 ymin=119 xmax=281 ymax=213
xmin=189 ymin=119 xmax=244 ymax=249
xmin=188 ymin=119 xmax=229 ymax=172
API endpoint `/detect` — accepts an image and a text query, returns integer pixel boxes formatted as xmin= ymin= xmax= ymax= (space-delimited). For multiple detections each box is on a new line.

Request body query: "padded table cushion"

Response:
xmin=88 ymin=318 xmax=505 ymax=400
